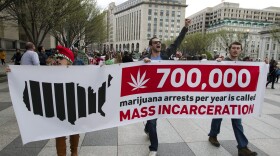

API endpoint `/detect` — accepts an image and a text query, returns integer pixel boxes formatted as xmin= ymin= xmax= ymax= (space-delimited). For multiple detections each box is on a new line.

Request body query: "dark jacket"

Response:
xmin=224 ymin=57 xmax=241 ymax=61
xmin=122 ymin=54 xmax=133 ymax=63
xmin=145 ymin=27 xmax=188 ymax=60
xmin=38 ymin=52 xmax=48 ymax=65
xmin=11 ymin=52 xmax=22 ymax=65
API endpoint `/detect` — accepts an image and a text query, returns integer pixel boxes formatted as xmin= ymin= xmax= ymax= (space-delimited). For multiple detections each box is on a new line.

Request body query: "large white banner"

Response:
xmin=7 ymin=61 xmax=268 ymax=144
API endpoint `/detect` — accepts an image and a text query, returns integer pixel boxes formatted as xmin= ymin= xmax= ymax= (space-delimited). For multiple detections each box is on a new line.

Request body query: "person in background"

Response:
xmin=38 ymin=45 xmax=48 ymax=65
xmin=122 ymin=51 xmax=133 ymax=63
xmin=105 ymin=53 xmax=114 ymax=65
xmin=21 ymin=42 xmax=39 ymax=65
xmin=114 ymin=52 xmax=122 ymax=64
xmin=72 ymin=47 xmax=84 ymax=65
xmin=266 ymin=59 xmax=277 ymax=89
xmin=0 ymin=49 xmax=6 ymax=65
xmin=11 ymin=48 xmax=22 ymax=65
xmin=200 ymin=54 xmax=207 ymax=61
xmin=54 ymin=45 xmax=80 ymax=156
xmin=275 ymin=67 xmax=280 ymax=83
xmin=243 ymin=56 xmax=250 ymax=61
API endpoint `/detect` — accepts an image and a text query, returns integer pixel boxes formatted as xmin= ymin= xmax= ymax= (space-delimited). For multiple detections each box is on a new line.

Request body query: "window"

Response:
xmin=148 ymin=9 xmax=152 ymax=15
xmin=172 ymin=11 xmax=175 ymax=17
xmin=177 ymin=11 xmax=181 ymax=16
xmin=160 ymin=10 xmax=164 ymax=16
xmin=266 ymin=44 xmax=269 ymax=50
xmin=166 ymin=10 xmax=169 ymax=16
xmin=154 ymin=10 xmax=158 ymax=16
xmin=273 ymin=44 xmax=276 ymax=50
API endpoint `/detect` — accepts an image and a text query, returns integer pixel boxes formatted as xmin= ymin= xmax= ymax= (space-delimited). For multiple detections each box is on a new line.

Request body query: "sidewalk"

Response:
xmin=0 ymin=79 xmax=280 ymax=156
xmin=0 ymin=64 xmax=9 ymax=83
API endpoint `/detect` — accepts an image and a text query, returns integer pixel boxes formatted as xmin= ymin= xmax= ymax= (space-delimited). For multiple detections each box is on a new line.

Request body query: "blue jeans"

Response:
xmin=208 ymin=118 xmax=248 ymax=149
xmin=145 ymin=119 xmax=158 ymax=151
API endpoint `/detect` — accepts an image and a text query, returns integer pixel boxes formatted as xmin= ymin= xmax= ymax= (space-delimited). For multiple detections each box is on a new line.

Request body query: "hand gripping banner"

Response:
xmin=7 ymin=61 xmax=268 ymax=144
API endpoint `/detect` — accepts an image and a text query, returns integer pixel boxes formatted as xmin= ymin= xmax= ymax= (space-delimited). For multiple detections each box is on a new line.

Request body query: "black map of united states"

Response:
xmin=22 ymin=75 xmax=113 ymax=125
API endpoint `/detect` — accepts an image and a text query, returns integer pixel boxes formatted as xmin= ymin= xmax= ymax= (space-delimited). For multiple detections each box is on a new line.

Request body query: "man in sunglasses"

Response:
xmin=143 ymin=19 xmax=191 ymax=156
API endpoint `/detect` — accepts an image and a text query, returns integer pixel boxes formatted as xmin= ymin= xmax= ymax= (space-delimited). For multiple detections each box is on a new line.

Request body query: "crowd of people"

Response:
xmin=4 ymin=18 xmax=278 ymax=156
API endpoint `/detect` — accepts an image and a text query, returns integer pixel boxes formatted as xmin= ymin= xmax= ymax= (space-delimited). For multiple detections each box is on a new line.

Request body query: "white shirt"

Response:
xmin=21 ymin=50 xmax=40 ymax=65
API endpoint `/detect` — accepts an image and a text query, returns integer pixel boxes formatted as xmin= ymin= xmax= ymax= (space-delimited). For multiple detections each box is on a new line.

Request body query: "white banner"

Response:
xmin=7 ymin=61 xmax=268 ymax=144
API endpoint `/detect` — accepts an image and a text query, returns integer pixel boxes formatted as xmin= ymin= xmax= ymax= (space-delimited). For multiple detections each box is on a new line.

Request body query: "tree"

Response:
xmin=52 ymin=0 xmax=106 ymax=48
xmin=215 ymin=30 xmax=247 ymax=52
xmin=84 ymin=11 xmax=107 ymax=46
xmin=0 ymin=0 xmax=14 ymax=12
xmin=180 ymin=32 xmax=216 ymax=56
xmin=5 ymin=0 xmax=83 ymax=47
xmin=270 ymin=25 xmax=280 ymax=44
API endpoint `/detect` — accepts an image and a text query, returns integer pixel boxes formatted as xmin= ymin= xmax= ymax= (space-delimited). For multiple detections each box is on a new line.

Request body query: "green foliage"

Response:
xmin=269 ymin=25 xmax=280 ymax=44
xmin=85 ymin=11 xmax=107 ymax=44
xmin=52 ymin=0 xmax=106 ymax=48
xmin=180 ymin=32 xmax=216 ymax=56
xmin=204 ymin=52 xmax=213 ymax=60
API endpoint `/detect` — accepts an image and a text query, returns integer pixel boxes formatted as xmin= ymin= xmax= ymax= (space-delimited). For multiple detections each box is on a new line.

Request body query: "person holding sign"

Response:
xmin=54 ymin=45 xmax=80 ymax=156
xmin=208 ymin=42 xmax=257 ymax=156
xmin=143 ymin=18 xmax=191 ymax=156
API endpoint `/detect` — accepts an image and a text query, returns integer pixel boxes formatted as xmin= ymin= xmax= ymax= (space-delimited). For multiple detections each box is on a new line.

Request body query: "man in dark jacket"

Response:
xmin=11 ymin=49 xmax=22 ymax=65
xmin=38 ymin=46 xmax=48 ymax=65
xmin=143 ymin=18 xmax=191 ymax=156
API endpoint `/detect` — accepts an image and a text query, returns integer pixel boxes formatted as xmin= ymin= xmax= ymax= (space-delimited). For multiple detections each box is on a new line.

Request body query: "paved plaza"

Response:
xmin=0 ymin=64 xmax=280 ymax=156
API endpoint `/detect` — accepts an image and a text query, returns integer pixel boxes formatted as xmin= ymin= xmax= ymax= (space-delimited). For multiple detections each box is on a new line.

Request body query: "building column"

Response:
xmin=15 ymin=40 xmax=20 ymax=49
xmin=259 ymin=37 xmax=265 ymax=60
xmin=268 ymin=38 xmax=273 ymax=59
xmin=275 ymin=42 xmax=278 ymax=60
xmin=0 ymin=39 xmax=5 ymax=49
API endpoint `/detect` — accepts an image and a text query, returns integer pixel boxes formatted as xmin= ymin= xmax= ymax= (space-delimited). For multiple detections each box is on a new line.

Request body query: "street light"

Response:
xmin=244 ymin=29 xmax=250 ymax=57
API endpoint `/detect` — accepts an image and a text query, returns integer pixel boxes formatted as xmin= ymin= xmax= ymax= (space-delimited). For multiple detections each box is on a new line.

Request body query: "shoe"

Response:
xmin=238 ymin=147 xmax=257 ymax=156
xmin=271 ymin=87 xmax=275 ymax=89
xmin=149 ymin=151 xmax=157 ymax=156
xmin=208 ymin=136 xmax=220 ymax=147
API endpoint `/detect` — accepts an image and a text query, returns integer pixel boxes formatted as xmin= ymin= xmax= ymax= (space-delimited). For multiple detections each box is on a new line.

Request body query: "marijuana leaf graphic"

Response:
xmin=128 ymin=70 xmax=150 ymax=91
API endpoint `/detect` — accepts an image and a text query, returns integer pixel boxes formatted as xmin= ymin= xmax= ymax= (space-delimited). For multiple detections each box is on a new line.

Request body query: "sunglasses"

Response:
xmin=152 ymin=41 xmax=161 ymax=45
xmin=56 ymin=56 xmax=65 ymax=60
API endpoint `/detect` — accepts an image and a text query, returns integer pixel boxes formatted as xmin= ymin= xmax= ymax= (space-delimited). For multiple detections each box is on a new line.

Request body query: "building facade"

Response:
xmin=259 ymin=26 xmax=280 ymax=61
xmin=187 ymin=2 xmax=280 ymax=60
xmin=0 ymin=11 xmax=56 ymax=51
xmin=110 ymin=0 xmax=187 ymax=53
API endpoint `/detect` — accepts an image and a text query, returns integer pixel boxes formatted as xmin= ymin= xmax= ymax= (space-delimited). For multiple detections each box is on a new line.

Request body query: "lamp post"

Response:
xmin=244 ymin=29 xmax=250 ymax=57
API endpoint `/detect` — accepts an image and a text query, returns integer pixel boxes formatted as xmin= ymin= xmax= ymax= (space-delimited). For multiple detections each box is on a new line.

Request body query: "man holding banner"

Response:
xmin=208 ymin=42 xmax=257 ymax=156
xmin=143 ymin=18 xmax=191 ymax=156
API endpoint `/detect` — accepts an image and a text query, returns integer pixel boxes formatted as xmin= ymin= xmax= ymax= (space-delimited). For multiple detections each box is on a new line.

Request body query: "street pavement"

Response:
xmin=0 ymin=65 xmax=280 ymax=156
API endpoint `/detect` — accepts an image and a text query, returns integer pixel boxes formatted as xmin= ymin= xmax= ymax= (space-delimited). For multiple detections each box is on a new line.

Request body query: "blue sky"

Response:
xmin=97 ymin=0 xmax=280 ymax=17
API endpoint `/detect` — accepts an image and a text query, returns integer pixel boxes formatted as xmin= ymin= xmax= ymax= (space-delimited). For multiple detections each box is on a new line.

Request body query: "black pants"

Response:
xmin=266 ymin=75 xmax=276 ymax=88
xmin=145 ymin=119 xmax=158 ymax=151
xmin=275 ymin=75 xmax=279 ymax=83
xmin=1 ymin=59 xmax=5 ymax=65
